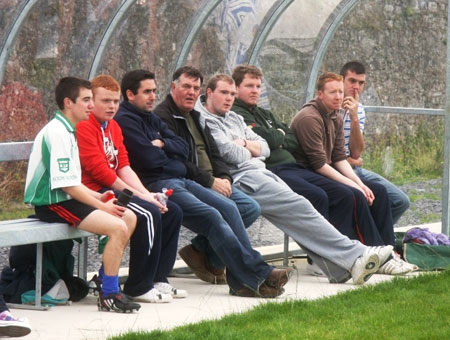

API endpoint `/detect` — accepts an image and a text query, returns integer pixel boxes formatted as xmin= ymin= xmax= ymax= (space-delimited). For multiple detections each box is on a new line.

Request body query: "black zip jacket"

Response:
xmin=114 ymin=101 xmax=189 ymax=187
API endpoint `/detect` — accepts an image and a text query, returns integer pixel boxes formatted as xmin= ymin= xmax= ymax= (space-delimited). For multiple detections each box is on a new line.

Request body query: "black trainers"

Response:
xmin=89 ymin=274 xmax=102 ymax=296
xmin=98 ymin=291 xmax=141 ymax=313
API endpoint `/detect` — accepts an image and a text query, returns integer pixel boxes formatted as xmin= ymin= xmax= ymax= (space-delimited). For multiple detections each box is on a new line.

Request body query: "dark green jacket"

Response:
xmin=232 ymin=98 xmax=298 ymax=168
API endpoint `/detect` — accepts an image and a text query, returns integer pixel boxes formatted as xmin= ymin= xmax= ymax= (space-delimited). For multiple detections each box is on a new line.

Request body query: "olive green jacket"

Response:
xmin=231 ymin=98 xmax=298 ymax=168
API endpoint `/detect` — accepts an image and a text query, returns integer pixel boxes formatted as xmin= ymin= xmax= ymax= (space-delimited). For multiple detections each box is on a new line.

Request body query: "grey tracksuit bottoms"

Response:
xmin=234 ymin=169 xmax=367 ymax=282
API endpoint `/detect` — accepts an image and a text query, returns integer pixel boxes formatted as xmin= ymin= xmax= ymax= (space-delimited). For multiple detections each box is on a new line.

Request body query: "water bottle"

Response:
xmin=156 ymin=188 xmax=173 ymax=206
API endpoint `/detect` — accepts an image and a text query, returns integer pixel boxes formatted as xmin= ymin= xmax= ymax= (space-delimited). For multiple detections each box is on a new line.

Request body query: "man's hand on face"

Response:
xmin=212 ymin=177 xmax=232 ymax=197
xmin=342 ymin=93 xmax=359 ymax=118
xmin=151 ymin=139 xmax=165 ymax=148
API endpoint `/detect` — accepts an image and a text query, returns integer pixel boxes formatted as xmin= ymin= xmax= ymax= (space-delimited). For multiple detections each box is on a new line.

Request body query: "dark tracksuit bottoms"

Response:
xmin=270 ymin=164 xmax=394 ymax=247
xmin=107 ymin=191 xmax=182 ymax=297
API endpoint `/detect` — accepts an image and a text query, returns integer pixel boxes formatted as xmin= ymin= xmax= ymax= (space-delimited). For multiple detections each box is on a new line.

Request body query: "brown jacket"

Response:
xmin=290 ymin=98 xmax=346 ymax=170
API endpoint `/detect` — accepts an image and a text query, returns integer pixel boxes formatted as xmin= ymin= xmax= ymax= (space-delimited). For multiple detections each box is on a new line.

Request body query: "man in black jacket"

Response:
xmin=153 ymin=66 xmax=261 ymax=283
xmin=115 ymin=69 xmax=290 ymax=298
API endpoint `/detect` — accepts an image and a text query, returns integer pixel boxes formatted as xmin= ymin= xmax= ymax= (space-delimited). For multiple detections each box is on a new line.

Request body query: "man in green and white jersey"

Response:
xmin=24 ymin=77 xmax=140 ymax=313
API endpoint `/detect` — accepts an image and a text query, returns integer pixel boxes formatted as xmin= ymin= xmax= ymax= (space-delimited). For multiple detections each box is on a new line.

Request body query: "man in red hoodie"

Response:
xmin=77 ymin=75 xmax=185 ymax=303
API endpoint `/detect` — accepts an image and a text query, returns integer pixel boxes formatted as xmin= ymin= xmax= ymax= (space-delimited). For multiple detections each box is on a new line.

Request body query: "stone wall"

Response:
xmin=322 ymin=0 xmax=447 ymax=109
xmin=0 ymin=0 xmax=447 ymax=145
xmin=319 ymin=0 xmax=447 ymax=153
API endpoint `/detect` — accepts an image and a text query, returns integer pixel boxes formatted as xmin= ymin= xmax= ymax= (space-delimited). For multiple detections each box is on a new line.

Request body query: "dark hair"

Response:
xmin=340 ymin=61 xmax=366 ymax=78
xmin=55 ymin=77 xmax=91 ymax=110
xmin=121 ymin=69 xmax=155 ymax=101
xmin=317 ymin=72 xmax=343 ymax=92
xmin=232 ymin=65 xmax=262 ymax=87
xmin=205 ymin=74 xmax=234 ymax=99
xmin=172 ymin=66 xmax=203 ymax=84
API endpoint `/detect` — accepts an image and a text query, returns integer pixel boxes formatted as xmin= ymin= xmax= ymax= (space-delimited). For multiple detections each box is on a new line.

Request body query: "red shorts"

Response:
xmin=35 ymin=199 xmax=96 ymax=227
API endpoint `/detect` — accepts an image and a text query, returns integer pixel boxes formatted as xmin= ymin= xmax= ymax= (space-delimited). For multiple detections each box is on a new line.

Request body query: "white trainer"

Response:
xmin=378 ymin=252 xmax=419 ymax=275
xmin=306 ymin=262 xmax=325 ymax=277
xmin=351 ymin=245 xmax=393 ymax=285
xmin=134 ymin=288 xmax=172 ymax=303
xmin=0 ymin=311 xmax=32 ymax=337
xmin=154 ymin=282 xmax=188 ymax=299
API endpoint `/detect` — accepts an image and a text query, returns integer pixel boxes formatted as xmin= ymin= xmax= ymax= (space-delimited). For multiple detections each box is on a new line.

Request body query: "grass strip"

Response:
xmin=110 ymin=270 xmax=450 ymax=340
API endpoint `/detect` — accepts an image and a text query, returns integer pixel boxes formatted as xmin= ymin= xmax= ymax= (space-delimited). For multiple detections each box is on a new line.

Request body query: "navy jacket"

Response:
xmin=115 ymin=101 xmax=189 ymax=187
xmin=153 ymin=94 xmax=233 ymax=188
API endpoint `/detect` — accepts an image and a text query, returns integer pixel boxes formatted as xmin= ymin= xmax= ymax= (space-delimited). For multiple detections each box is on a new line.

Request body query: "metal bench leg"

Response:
xmin=35 ymin=242 xmax=42 ymax=307
xmin=283 ymin=233 xmax=289 ymax=266
xmin=78 ymin=237 xmax=88 ymax=281
xmin=6 ymin=243 xmax=50 ymax=311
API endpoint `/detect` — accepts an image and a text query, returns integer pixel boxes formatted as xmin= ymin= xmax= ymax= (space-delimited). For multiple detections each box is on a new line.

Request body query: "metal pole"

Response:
xmin=0 ymin=0 xmax=39 ymax=86
xmin=88 ymin=0 xmax=137 ymax=79
xmin=173 ymin=0 xmax=222 ymax=70
xmin=441 ymin=0 xmax=450 ymax=235
xmin=246 ymin=0 xmax=294 ymax=65
xmin=304 ymin=0 xmax=359 ymax=101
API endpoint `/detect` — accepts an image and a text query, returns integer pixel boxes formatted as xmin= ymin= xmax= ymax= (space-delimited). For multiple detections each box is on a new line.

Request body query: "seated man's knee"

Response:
xmin=123 ymin=208 xmax=137 ymax=231
xmin=365 ymin=181 xmax=388 ymax=198
xmin=201 ymin=207 xmax=225 ymax=229
xmin=403 ymin=196 xmax=411 ymax=209
xmin=109 ymin=219 xmax=131 ymax=245
xmin=167 ymin=200 xmax=183 ymax=222
xmin=240 ymin=200 xmax=261 ymax=228
xmin=313 ymin=189 xmax=329 ymax=211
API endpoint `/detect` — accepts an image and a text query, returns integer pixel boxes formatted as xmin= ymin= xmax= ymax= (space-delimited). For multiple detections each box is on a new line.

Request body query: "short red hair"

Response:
xmin=317 ymin=72 xmax=343 ymax=92
xmin=91 ymin=75 xmax=120 ymax=94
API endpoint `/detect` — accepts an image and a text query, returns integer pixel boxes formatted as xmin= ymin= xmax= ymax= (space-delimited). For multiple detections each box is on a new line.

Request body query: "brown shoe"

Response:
xmin=179 ymin=245 xmax=215 ymax=283
xmin=231 ymin=283 xmax=284 ymax=298
xmin=265 ymin=267 xmax=292 ymax=289
xmin=179 ymin=245 xmax=227 ymax=284
xmin=206 ymin=263 xmax=227 ymax=285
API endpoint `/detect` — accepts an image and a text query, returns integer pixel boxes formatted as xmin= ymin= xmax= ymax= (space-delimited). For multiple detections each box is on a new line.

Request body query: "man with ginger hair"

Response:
xmin=77 ymin=75 xmax=184 ymax=303
xmin=291 ymin=72 xmax=417 ymax=275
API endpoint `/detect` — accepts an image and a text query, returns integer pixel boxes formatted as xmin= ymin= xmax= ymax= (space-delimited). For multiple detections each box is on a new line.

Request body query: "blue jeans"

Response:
xmin=191 ymin=185 xmax=261 ymax=269
xmin=354 ymin=167 xmax=410 ymax=224
xmin=149 ymin=178 xmax=271 ymax=292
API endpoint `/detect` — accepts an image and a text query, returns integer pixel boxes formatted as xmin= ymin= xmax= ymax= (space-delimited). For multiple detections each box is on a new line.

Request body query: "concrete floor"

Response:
xmin=12 ymin=223 xmax=437 ymax=340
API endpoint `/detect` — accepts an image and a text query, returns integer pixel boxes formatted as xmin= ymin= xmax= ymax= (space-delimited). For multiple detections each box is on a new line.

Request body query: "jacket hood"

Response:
xmin=195 ymin=95 xmax=228 ymax=125
xmin=119 ymin=100 xmax=150 ymax=118
xmin=302 ymin=98 xmax=337 ymax=120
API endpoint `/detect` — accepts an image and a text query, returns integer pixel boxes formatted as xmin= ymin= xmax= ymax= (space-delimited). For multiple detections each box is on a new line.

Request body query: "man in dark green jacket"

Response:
xmin=231 ymin=65 xmax=386 ymax=275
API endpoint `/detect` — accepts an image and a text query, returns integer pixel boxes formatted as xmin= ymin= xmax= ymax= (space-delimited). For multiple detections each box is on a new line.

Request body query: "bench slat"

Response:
xmin=0 ymin=219 xmax=94 ymax=247
xmin=0 ymin=141 xmax=33 ymax=161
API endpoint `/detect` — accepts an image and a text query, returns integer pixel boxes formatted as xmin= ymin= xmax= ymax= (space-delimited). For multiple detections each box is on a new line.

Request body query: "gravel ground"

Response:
xmin=0 ymin=179 xmax=443 ymax=272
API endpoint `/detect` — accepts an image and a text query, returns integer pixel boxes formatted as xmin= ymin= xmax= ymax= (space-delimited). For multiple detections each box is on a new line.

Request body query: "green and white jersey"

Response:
xmin=24 ymin=112 xmax=81 ymax=206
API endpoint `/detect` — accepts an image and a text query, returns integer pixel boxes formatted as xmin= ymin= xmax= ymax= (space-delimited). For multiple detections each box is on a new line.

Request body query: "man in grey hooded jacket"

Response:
xmin=195 ymin=73 xmax=393 ymax=285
